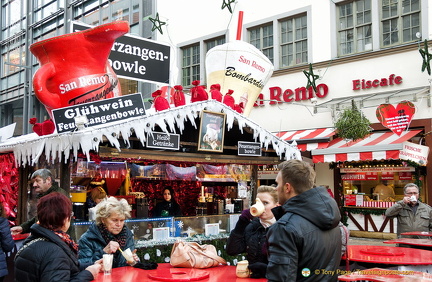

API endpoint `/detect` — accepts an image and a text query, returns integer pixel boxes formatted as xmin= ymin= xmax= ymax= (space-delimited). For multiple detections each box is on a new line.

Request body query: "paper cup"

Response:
xmin=236 ymin=260 xmax=250 ymax=278
xmin=250 ymin=198 xmax=265 ymax=217
xmin=410 ymin=195 xmax=417 ymax=203
xmin=206 ymin=41 xmax=274 ymax=116
xmin=121 ymin=248 xmax=136 ymax=265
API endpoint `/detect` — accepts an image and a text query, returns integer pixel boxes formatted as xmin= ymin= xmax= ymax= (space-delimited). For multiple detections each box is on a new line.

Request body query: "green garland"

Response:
xmin=341 ymin=207 xmax=387 ymax=226
xmin=334 ymin=100 xmax=371 ymax=141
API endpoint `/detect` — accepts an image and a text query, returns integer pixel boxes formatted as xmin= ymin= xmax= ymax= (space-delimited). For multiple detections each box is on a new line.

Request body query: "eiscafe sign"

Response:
xmin=253 ymin=73 xmax=403 ymax=107
xmin=52 ymin=93 xmax=145 ymax=133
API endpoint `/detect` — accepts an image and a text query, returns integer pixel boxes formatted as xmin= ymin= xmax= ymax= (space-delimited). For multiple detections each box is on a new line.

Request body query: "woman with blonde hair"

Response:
xmin=78 ymin=197 xmax=139 ymax=268
xmin=226 ymin=185 xmax=279 ymax=278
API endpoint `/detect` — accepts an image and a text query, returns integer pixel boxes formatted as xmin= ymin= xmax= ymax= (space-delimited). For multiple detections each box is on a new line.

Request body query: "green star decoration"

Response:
xmin=303 ymin=63 xmax=320 ymax=92
xmin=149 ymin=13 xmax=166 ymax=35
xmin=419 ymin=39 xmax=432 ymax=75
xmin=221 ymin=0 xmax=236 ymax=13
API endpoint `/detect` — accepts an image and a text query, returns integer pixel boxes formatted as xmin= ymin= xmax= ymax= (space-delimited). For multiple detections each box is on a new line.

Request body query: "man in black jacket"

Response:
xmin=267 ymin=160 xmax=342 ymax=282
xmin=11 ymin=169 xmax=68 ymax=235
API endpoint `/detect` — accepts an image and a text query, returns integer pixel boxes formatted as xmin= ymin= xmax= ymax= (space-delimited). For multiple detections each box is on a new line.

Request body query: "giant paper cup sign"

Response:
xmin=206 ymin=41 xmax=274 ymax=116
xmin=30 ymin=21 xmax=130 ymax=118
xmin=376 ymin=101 xmax=415 ymax=135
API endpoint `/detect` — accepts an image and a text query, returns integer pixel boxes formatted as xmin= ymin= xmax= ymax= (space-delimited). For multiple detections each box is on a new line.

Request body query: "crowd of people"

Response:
xmin=2 ymin=163 xmax=432 ymax=281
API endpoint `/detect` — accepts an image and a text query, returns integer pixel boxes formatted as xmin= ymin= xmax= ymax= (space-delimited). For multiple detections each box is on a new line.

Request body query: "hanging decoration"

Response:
xmin=221 ymin=0 xmax=236 ymax=13
xmin=149 ymin=13 xmax=166 ymax=35
xmin=0 ymin=153 xmax=19 ymax=222
xmin=376 ymin=101 xmax=415 ymax=136
xmin=419 ymin=39 xmax=432 ymax=75
xmin=334 ymin=100 xmax=371 ymax=141
xmin=303 ymin=63 xmax=320 ymax=92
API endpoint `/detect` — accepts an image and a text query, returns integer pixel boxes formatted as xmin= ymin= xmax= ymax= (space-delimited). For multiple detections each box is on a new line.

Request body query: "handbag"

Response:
xmin=170 ymin=240 xmax=227 ymax=268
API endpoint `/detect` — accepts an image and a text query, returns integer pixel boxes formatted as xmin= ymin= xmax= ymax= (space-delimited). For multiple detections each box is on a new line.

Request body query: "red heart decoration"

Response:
xmin=41 ymin=119 xmax=55 ymax=135
xmin=32 ymin=123 xmax=43 ymax=136
xmin=376 ymin=101 xmax=415 ymax=135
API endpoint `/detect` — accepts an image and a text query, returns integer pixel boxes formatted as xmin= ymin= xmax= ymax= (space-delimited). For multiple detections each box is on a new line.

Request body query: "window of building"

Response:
xmin=280 ymin=14 xmax=308 ymax=67
xmin=248 ymin=24 xmax=274 ymax=63
xmin=337 ymin=0 xmax=372 ymax=56
xmin=381 ymin=0 xmax=420 ymax=46
xmin=181 ymin=44 xmax=200 ymax=86
xmin=205 ymin=36 xmax=225 ymax=53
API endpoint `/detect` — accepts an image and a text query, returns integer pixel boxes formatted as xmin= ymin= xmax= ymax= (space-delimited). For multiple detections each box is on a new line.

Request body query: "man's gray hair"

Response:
xmin=403 ymin=183 xmax=419 ymax=194
xmin=31 ymin=169 xmax=53 ymax=181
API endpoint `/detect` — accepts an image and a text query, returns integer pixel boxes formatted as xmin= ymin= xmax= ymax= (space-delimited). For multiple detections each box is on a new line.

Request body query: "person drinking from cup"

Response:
xmin=14 ymin=192 xmax=101 ymax=281
xmin=385 ymin=183 xmax=432 ymax=238
xmin=78 ymin=197 xmax=139 ymax=268
xmin=226 ymin=185 xmax=279 ymax=278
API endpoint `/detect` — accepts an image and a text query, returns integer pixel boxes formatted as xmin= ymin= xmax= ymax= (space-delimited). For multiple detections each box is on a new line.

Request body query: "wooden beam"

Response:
xmin=98 ymin=147 xmax=282 ymax=165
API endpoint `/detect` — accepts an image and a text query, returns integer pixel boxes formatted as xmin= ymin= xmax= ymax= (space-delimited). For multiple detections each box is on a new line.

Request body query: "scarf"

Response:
xmin=260 ymin=217 xmax=276 ymax=229
xmin=98 ymin=223 xmax=128 ymax=248
xmin=53 ymin=230 xmax=79 ymax=255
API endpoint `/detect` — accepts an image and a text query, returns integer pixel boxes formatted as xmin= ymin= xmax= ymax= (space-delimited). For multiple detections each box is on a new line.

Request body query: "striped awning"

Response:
xmin=275 ymin=128 xmax=335 ymax=151
xmin=312 ymin=130 xmax=422 ymax=163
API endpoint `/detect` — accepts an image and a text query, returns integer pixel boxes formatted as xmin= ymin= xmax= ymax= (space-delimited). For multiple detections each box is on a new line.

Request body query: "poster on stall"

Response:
xmin=376 ymin=101 xmax=415 ymax=135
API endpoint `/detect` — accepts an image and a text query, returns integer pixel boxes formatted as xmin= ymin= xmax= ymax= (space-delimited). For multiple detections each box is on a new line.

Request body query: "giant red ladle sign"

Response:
xmin=376 ymin=101 xmax=415 ymax=135
xmin=30 ymin=21 xmax=130 ymax=119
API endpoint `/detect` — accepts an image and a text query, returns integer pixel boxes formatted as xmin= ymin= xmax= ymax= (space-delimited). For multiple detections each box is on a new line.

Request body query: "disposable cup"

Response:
xmin=250 ymin=198 xmax=265 ymax=217
xmin=103 ymin=254 xmax=113 ymax=275
xmin=121 ymin=248 xmax=136 ymax=266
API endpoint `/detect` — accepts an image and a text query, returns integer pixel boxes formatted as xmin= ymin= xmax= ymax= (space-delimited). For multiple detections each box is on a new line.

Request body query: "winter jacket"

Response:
xmin=0 ymin=217 xmax=14 ymax=278
xmin=226 ymin=217 xmax=268 ymax=264
xmin=14 ymin=224 xmax=93 ymax=282
xmin=20 ymin=183 xmax=68 ymax=233
xmin=266 ymin=186 xmax=342 ymax=282
xmin=78 ymin=223 xmax=135 ymax=267
xmin=153 ymin=200 xmax=182 ymax=217
xmin=385 ymin=200 xmax=432 ymax=237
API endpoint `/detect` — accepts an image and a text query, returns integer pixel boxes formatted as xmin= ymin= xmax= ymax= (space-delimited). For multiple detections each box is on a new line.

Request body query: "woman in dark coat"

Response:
xmin=153 ymin=186 xmax=182 ymax=217
xmin=226 ymin=185 xmax=279 ymax=278
xmin=14 ymin=192 xmax=101 ymax=282
xmin=0 ymin=202 xmax=14 ymax=282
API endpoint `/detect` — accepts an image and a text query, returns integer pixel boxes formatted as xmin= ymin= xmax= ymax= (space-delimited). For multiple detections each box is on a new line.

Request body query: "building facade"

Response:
xmin=2 ymin=0 xmax=432 ymax=206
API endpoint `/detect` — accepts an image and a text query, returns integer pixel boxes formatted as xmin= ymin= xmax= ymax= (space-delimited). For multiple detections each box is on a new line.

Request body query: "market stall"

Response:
xmin=312 ymin=129 xmax=429 ymax=236
xmin=0 ymin=100 xmax=300 ymax=262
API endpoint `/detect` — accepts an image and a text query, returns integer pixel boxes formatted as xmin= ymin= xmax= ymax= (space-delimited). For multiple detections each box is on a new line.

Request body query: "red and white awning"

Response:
xmin=275 ymin=128 xmax=335 ymax=151
xmin=312 ymin=130 xmax=422 ymax=163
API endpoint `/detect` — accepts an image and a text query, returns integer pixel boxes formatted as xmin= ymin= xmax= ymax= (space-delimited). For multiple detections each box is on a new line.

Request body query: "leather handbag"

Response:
xmin=170 ymin=240 xmax=227 ymax=268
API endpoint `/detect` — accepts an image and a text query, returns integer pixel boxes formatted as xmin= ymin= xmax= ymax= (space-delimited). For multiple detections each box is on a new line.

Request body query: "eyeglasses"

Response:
xmin=405 ymin=192 xmax=418 ymax=195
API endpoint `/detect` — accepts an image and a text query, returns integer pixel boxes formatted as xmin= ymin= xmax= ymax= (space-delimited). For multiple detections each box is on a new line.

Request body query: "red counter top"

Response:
xmin=348 ymin=245 xmax=432 ymax=265
xmin=92 ymin=263 xmax=266 ymax=281
xmin=384 ymin=238 xmax=432 ymax=247
xmin=338 ymin=267 xmax=432 ymax=281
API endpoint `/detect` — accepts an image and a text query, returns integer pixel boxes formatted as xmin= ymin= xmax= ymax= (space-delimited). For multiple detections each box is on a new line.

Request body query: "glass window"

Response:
xmin=181 ymin=44 xmax=200 ymax=86
xmin=338 ymin=0 xmax=372 ymax=56
xmin=205 ymin=37 xmax=225 ymax=53
xmin=381 ymin=0 xmax=420 ymax=47
xmin=280 ymin=14 xmax=307 ymax=67
xmin=248 ymin=23 xmax=274 ymax=63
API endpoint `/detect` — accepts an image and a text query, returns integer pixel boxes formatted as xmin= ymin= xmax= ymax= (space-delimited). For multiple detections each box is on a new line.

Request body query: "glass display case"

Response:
xmin=73 ymin=214 xmax=243 ymax=264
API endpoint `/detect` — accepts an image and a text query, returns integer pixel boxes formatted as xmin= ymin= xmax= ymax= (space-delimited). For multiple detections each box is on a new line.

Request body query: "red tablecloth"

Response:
xmin=92 ymin=263 xmax=266 ymax=282
xmin=338 ymin=267 xmax=432 ymax=282
xmin=384 ymin=238 xmax=432 ymax=247
xmin=348 ymin=245 xmax=432 ymax=265
xmin=401 ymin=231 xmax=432 ymax=237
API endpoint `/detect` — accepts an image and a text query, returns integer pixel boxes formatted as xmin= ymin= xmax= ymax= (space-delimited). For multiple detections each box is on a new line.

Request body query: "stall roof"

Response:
xmin=0 ymin=100 xmax=300 ymax=166
xmin=274 ymin=128 xmax=335 ymax=151
xmin=311 ymin=130 xmax=422 ymax=163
